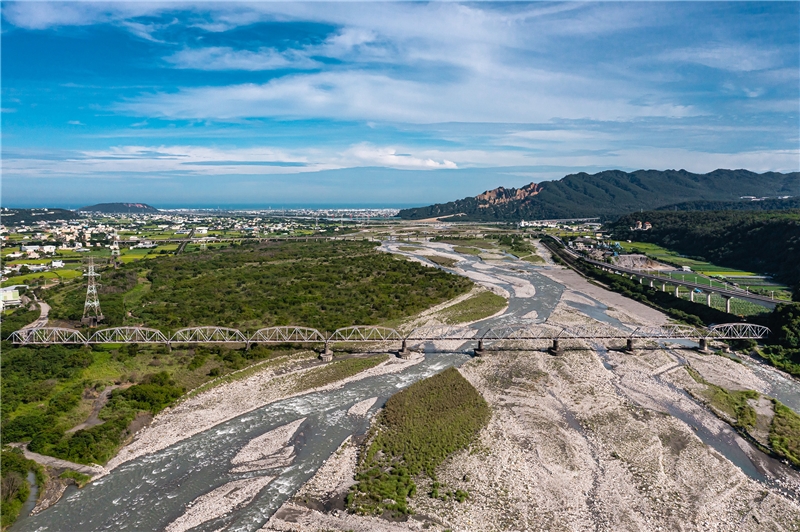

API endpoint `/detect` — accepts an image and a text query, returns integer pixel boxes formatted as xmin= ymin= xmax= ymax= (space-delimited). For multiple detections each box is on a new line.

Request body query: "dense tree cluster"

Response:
xmin=49 ymin=240 xmax=472 ymax=331
xmin=608 ymin=209 xmax=800 ymax=293
xmin=0 ymin=448 xmax=43 ymax=528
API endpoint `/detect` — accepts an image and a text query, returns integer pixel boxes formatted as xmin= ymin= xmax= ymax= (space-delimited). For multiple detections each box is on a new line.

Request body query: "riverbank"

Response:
xmin=104 ymin=351 xmax=425 ymax=472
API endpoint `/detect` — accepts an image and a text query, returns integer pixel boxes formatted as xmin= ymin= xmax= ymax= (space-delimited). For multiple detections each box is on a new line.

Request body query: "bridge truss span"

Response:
xmin=406 ymin=325 xmax=477 ymax=342
xmin=329 ymin=326 xmax=403 ymax=343
xmin=707 ymin=323 xmax=771 ymax=340
xmin=562 ymin=323 xmax=630 ymax=340
xmin=250 ymin=326 xmax=326 ymax=344
xmin=630 ymin=324 xmax=703 ymax=340
xmin=481 ymin=323 xmax=566 ymax=341
xmin=89 ymin=327 xmax=170 ymax=344
xmin=9 ymin=327 xmax=87 ymax=345
xmin=170 ymin=327 xmax=248 ymax=344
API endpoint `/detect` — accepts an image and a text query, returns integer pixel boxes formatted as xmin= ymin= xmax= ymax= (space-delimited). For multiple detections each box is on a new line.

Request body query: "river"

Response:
xmin=13 ymin=240 xmax=800 ymax=530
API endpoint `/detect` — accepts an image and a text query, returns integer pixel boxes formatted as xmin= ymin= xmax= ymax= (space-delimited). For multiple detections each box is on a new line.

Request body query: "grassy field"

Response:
xmin=347 ymin=367 xmax=489 ymax=516
xmin=1 ymin=269 xmax=82 ymax=287
xmin=619 ymin=240 xmax=791 ymax=299
xmin=441 ymin=291 xmax=507 ymax=324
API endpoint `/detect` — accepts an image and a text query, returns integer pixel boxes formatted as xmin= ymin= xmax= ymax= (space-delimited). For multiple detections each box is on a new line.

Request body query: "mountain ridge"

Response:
xmin=397 ymin=169 xmax=800 ymax=221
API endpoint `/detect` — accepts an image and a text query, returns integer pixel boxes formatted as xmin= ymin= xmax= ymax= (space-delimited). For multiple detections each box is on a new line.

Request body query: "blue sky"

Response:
xmin=2 ymin=1 xmax=798 ymax=208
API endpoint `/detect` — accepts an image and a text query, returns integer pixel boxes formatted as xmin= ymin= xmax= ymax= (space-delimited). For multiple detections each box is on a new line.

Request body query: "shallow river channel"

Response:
xmin=13 ymin=241 xmax=800 ymax=530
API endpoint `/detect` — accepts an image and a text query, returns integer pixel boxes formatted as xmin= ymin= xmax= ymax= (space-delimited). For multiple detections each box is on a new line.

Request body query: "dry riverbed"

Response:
xmin=262 ymin=244 xmax=800 ymax=531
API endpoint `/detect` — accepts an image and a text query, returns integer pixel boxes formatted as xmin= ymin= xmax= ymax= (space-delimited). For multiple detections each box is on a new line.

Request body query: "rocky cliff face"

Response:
xmin=475 ymin=183 xmax=542 ymax=207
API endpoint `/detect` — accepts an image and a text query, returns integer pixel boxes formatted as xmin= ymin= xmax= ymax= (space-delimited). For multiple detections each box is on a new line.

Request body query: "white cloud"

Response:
xmin=660 ymin=44 xmax=782 ymax=72
xmin=68 ymin=120 xmax=84 ymax=125
xmin=344 ymin=144 xmax=457 ymax=170
xmin=165 ymin=47 xmax=321 ymax=71
xmin=117 ymin=69 xmax=696 ymax=124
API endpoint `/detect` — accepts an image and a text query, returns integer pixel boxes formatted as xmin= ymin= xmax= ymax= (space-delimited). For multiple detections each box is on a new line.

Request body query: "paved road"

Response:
xmin=21 ymin=298 xmax=50 ymax=329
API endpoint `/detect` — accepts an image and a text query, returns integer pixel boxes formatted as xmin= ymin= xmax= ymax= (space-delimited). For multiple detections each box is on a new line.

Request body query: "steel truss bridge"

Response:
xmin=9 ymin=322 xmax=770 ymax=354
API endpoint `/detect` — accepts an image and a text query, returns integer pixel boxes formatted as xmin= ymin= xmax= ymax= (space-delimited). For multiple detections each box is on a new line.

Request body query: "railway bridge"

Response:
xmin=9 ymin=322 xmax=770 ymax=359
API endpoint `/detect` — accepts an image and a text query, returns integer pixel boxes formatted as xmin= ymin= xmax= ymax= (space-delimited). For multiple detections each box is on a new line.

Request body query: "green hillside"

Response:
xmin=606 ymin=210 xmax=800 ymax=294
xmin=398 ymin=169 xmax=799 ymax=221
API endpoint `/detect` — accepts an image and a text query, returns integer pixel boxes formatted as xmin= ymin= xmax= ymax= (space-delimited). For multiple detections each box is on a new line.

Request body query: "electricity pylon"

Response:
xmin=81 ymin=258 xmax=104 ymax=327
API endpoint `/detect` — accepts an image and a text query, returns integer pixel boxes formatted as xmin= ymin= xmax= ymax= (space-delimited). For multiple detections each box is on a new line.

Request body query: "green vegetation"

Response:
xmin=347 ymin=368 xmax=489 ymax=516
xmin=427 ymin=255 xmax=459 ymax=268
xmin=59 ymin=470 xmax=91 ymax=488
xmin=22 ymin=371 xmax=183 ymax=465
xmin=452 ymin=246 xmax=482 ymax=256
xmin=1 ymin=447 xmax=44 ymax=529
xmin=47 ymin=240 xmax=472 ymax=331
xmin=686 ymin=368 xmax=800 ymax=466
xmin=608 ymin=209 xmax=800 ymax=296
xmin=686 ymin=367 xmax=759 ymax=429
xmin=399 ymin=169 xmax=799 ymax=221
xmin=769 ymin=401 xmax=800 ymax=466
xmin=1 ymin=306 xmax=39 ymax=340
xmin=441 ymin=291 xmax=507 ymax=324
xmin=294 ymin=355 xmax=388 ymax=392
xmin=759 ymin=303 xmax=800 ymax=377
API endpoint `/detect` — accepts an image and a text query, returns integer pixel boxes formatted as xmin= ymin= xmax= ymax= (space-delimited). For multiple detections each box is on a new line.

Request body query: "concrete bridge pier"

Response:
xmin=698 ymin=338 xmax=709 ymax=352
xmin=707 ymin=293 xmax=713 ymax=307
xmin=649 ymin=279 xmax=654 ymax=288
xmin=320 ymin=343 xmax=334 ymax=362
xmin=662 ymin=283 xmax=667 ymax=292
xmin=398 ymin=339 xmax=412 ymax=359
xmin=690 ymin=290 xmax=694 ymax=302
xmin=725 ymin=297 xmax=732 ymax=313
xmin=473 ymin=339 xmax=485 ymax=357
xmin=639 ymin=277 xmax=643 ymax=285
xmin=625 ymin=338 xmax=634 ymax=352
xmin=549 ymin=338 xmax=561 ymax=355
xmin=674 ymin=286 xmax=680 ymax=297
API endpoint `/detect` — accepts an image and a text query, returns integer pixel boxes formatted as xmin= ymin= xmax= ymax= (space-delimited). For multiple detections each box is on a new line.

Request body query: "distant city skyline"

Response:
xmin=2 ymin=1 xmax=798 ymax=207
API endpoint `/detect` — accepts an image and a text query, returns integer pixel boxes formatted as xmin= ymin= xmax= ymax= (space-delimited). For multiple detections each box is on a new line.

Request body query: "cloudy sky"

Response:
xmin=2 ymin=1 xmax=798 ymax=207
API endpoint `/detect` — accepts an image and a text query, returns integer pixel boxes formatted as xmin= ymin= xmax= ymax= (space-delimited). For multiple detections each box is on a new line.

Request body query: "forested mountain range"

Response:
xmin=607 ymin=209 xmax=800 ymax=292
xmin=657 ymin=197 xmax=800 ymax=212
xmin=397 ymin=169 xmax=799 ymax=221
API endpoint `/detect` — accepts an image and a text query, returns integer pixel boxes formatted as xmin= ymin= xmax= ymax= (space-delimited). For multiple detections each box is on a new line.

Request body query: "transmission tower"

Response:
xmin=81 ymin=258 xmax=104 ymax=327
